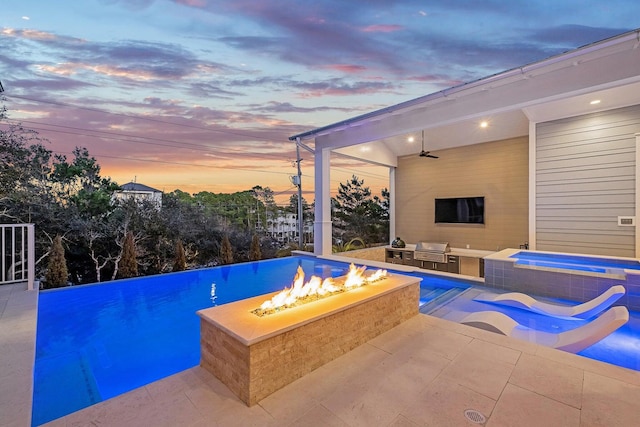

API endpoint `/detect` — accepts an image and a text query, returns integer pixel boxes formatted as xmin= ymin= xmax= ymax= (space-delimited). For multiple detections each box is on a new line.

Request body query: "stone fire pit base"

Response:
xmin=197 ymin=273 xmax=420 ymax=406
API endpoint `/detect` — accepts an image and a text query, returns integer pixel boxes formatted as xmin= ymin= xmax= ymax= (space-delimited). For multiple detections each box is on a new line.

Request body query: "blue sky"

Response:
xmin=1 ymin=0 xmax=639 ymax=202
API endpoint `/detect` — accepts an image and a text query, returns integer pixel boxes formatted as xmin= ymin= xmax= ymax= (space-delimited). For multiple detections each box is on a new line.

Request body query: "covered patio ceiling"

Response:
xmin=292 ymin=29 xmax=640 ymax=168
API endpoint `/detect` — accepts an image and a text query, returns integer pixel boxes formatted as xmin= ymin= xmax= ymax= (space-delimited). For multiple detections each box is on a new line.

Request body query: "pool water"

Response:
xmin=32 ymin=255 xmax=640 ymax=425
xmin=510 ymin=251 xmax=640 ymax=272
xmin=427 ymin=287 xmax=640 ymax=371
xmin=33 ymin=256 xmax=351 ymax=425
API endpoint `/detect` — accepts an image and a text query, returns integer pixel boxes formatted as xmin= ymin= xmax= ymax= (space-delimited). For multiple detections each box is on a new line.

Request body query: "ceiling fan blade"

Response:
xmin=419 ymin=130 xmax=438 ymax=159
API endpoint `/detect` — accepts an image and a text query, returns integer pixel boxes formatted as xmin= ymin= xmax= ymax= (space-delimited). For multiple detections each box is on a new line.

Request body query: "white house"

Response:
xmin=290 ymin=29 xmax=640 ymax=258
xmin=112 ymin=182 xmax=163 ymax=209
xmin=266 ymin=211 xmax=314 ymax=245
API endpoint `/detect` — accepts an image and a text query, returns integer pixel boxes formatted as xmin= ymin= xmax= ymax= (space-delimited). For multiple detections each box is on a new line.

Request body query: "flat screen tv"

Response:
xmin=435 ymin=197 xmax=484 ymax=224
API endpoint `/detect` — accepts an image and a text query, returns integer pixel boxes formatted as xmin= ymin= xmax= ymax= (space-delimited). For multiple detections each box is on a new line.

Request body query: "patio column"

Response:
xmin=314 ymin=147 xmax=332 ymax=255
xmin=636 ymin=133 xmax=640 ymax=258
xmin=389 ymin=167 xmax=396 ymax=244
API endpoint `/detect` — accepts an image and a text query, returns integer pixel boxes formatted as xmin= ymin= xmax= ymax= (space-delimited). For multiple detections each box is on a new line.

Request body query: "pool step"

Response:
xmin=420 ymin=288 xmax=466 ymax=314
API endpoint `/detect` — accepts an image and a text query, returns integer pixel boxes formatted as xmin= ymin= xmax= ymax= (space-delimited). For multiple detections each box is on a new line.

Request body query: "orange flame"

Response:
xmin=257 ymin=263 xmax=387 ymax=313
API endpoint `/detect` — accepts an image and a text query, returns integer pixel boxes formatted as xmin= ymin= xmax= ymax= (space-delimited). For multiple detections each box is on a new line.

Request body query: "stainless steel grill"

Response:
xmin=414 ymin=242 xmax=450 ymax=263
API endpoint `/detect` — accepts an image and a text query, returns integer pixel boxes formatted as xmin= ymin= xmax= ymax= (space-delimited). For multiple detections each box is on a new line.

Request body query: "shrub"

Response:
xmin=118 ymin=231 xmax=138 ymax=278
xmin=249 ymin=234 xmax=261 ymax=261
xmin=220 ymin=235 xmax=233 ymax=264
xmin=173 ymin=239 xmax=186 ymax=272
xmin=44 ymin=235 xmax=68 ymax=288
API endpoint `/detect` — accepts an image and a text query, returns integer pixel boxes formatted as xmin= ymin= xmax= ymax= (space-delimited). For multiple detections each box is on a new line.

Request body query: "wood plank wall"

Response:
xmin=535 ymin=105 xmax=639 ymax=257
xmin=395 ymin=136 xmax=529 ymax=251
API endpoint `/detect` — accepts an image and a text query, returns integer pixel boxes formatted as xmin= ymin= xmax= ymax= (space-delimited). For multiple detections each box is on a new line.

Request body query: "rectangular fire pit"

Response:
xmin=197 ymin=273 xmax=420 ymax=406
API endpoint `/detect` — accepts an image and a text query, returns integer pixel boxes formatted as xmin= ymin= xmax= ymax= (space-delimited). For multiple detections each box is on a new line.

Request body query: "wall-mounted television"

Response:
xmin=435 ymin=197 xmax=485 ymax=224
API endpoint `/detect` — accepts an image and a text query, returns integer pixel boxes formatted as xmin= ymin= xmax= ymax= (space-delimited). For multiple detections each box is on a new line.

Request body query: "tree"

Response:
xmin=249 ymin=234 xmax=261 ymax=261
xmin=333 ymin=175 xmax=372 ymax=242
xmin=173 ymin=239 xmax=187 ymax=272
xmin=220 ymin=234 xmax=233 ymax=264
xmin=44 ymin=235 xmax=68 ymax=288
xmin=252 ymin=185 xmax=278 ymax=232
xmin=332 ymin=175 xmax=390 ymax=245
xmin=118 ymin=231 xmax=138 ymax=278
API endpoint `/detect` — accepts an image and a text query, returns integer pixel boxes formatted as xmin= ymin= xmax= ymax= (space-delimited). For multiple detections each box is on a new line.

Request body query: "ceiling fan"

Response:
xmin=419 ymin=130 xmax=439 ymax=158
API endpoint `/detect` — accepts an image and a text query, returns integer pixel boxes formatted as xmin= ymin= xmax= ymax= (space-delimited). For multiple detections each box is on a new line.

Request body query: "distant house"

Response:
xmin=266 ymin=212 xmax=298 ymax=243
xmin=112 ymin=182 xmax=162 ymax=209
xmin=266 ymin=211 xmax=314 ymax=245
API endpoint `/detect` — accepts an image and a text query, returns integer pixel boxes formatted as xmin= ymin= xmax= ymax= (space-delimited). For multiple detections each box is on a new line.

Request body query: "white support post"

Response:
xmin=314 ymin=147 xmax=332 ymax=255
xmin=528 ymin=121 xmax=537 ymax=251
xmin=27 ymin=224 xmax=35 ymax=291
xmin=389 ymin=167 xmax=396 ymax=244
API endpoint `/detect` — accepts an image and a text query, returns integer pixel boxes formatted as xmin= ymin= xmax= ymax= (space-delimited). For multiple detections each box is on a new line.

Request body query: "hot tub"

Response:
xmin=509 ymin=251 xmax=640 ymax=275
xmin=483 ymin=249 xmax=640 ymax=312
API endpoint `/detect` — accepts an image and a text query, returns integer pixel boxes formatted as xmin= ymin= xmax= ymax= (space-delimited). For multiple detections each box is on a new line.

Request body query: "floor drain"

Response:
xmin=464 ymin=409 xmax=486 ymax=424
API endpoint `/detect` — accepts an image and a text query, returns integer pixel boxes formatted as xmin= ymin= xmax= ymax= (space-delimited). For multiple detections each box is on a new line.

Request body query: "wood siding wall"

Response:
xmin=395 ymin=136 xmax=529 ymax=251
xmin=535 ymin=105 xmax=639 ymax=257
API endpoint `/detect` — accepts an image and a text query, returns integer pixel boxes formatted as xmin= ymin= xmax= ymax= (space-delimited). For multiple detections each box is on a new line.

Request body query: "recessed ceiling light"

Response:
xmin=590 ymin=99 xmax=601 ymax=105
xmin=407 ymin=136 xmax=415 ymax=143
xmin=360 ymin=146 xmax=371 ymax=152
xmin=480 ymin=121 xmax=488 ymax=128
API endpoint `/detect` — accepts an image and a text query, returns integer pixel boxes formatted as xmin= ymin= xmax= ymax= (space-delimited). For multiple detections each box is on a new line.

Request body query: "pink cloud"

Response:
xmin=322 ymin=64 xmax=367 ymax=73
xmin=360 ymin=24 xmax=403 ymax=33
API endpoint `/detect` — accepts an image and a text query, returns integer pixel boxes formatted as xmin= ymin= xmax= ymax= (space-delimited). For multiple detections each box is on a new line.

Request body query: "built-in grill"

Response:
xmin=414 ymin=242 xmax=451 ymax=263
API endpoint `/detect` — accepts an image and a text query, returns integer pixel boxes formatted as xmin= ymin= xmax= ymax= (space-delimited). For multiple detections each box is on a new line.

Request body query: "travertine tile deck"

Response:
xmin=0 ymin=282 xmax=38 ymax=427
xmin=3 ymin=282 xmax=640 ymax=426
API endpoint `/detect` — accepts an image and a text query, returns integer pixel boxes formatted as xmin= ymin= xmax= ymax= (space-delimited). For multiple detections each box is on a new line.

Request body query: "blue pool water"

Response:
xmin=32 ymin=255 xmax=640 ymax=425
xmin=33 ymin=256 xmax=352 ymax=425
xmin=428 ymin=286 xmax=640 ymax=372
xmin=511 ymin=250 xmax=640 ymax=273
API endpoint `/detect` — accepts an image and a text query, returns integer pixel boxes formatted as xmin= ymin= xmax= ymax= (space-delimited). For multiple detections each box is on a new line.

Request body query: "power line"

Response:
xmin=49 ymin=149 xmax=298 ymax=176
xmin=331 ymin=166 xmax=388 ymax=180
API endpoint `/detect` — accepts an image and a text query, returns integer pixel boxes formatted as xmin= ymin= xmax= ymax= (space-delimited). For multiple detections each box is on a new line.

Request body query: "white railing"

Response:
xmin=1 ymin=224 xmax=35 ymax=290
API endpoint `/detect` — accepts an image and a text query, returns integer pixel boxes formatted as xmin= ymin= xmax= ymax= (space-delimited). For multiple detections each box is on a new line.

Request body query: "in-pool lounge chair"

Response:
xmin=460 ymin=306 xmax=629 ymax=353
xmin=473 ymin=285 xmax=626 ymax=320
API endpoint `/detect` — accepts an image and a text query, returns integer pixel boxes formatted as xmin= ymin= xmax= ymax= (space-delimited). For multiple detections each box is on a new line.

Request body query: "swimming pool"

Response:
xmin=33 ymin=255 xmax=465 ymax=425
xmin=32 ymin=254 xmax=640 ymax=425
xmin=33 ymin=256 xmax=357 ymax=425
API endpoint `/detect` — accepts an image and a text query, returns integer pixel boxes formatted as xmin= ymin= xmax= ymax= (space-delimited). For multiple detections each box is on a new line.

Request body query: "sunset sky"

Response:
xmin=1 ymin=0 xmax=639 ymax=204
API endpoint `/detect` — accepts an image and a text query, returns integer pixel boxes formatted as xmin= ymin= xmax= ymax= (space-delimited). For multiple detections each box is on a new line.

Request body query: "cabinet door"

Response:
xmin=447 ymin=256 xmax=460 ymax=274
xmin=460 ymin=257 xmax=480 ymax=276
xmin=386 ymin=250 xmax=403 ymax=264
xmin=402 ymin=251 xmax=414 ymax=266
xmin=434 ymin=262 xmax=448 ymax=272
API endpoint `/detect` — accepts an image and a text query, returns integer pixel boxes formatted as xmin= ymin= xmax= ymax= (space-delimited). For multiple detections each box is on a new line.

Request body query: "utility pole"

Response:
xmin=295 ymin=138 xmax=304 ymax=249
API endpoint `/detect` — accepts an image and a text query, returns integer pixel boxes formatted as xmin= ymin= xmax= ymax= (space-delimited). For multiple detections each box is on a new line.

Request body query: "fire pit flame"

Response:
xmin=254 ymin=263 xmax=388 ymax=316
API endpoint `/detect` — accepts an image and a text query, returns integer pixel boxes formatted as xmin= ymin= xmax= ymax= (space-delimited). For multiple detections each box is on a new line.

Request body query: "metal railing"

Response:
xmin=1 ymin=224 xmax=35 ymax=290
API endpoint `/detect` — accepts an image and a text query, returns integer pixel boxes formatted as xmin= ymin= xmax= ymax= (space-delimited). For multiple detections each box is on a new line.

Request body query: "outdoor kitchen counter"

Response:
xmin=385 ymin=245 xmax=494 ymax=258
xmin=385 ymin=245 xmax=494 ymax=277
xmin=448 ymin=248 xmax=495 ymax=258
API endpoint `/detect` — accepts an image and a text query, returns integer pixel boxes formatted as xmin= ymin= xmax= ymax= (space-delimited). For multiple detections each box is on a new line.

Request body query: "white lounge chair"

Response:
xmin=460 ymin=306 xmax=629 ymax=353
xmin=473 ymin=285 xmax=625 ymax=320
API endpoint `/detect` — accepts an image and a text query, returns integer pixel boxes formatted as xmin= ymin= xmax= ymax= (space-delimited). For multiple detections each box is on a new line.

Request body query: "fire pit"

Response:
xmin=197 ymin=265 xmax=420 ymax=406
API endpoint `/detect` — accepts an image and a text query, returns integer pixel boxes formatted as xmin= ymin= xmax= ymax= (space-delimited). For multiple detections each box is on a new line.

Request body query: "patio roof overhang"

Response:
xmin=290 ymin=29 xmax=640 ymax=167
